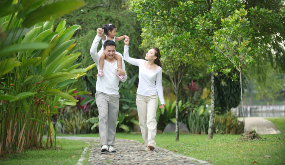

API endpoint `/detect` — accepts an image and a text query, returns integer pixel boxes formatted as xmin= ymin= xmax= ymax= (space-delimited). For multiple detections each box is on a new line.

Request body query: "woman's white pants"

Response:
xmin=136 ymin=94 xmax=158 ymax=148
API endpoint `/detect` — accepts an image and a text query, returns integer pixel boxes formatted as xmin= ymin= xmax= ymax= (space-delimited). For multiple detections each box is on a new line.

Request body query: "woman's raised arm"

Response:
xmin=123 ymin=37 xmax=144 ymax=66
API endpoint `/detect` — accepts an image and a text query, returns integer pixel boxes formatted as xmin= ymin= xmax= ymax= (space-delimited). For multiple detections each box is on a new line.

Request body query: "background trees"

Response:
xmin=55 ymin=0 xmax=143 ymax=94
xmin=131 ymin=0 xmax=285 ymax=139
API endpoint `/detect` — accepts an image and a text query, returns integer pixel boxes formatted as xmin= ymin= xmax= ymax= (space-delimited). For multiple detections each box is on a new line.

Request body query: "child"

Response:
xmin=97 ymin=23 xmax=128 ymax=79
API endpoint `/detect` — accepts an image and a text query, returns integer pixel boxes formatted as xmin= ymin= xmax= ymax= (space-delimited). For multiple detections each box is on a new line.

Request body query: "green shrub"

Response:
xmin=213 ymin=111 xmax=244 ymax=134
xmin=59 ymin=109 xmax=96 ymax=134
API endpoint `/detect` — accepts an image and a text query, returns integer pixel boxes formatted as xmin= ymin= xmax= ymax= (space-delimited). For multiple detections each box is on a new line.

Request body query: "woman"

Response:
xmin=123 ymin=37 xmax=165 ymax=151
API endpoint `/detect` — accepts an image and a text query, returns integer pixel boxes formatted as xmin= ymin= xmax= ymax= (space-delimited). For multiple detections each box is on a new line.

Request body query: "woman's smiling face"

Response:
xmin=145 ymin=49 xmax=157 ymax=61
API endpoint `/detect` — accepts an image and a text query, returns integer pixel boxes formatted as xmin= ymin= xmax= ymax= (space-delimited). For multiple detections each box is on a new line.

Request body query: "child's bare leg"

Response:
xmin=114 ymin=54 xmax=124 ymax=79
xmin=97 ymin=53 xmax=105 ymax=76
xmin=115 ymin=54 xmax=122 ymax=71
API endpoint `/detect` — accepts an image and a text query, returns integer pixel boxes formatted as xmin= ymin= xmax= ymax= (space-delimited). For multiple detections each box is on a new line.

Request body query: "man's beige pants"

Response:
xmin=96 ymin=92 xmax=119 ymax=146
xmin=136 ymin=94 xmax=158 ymax=148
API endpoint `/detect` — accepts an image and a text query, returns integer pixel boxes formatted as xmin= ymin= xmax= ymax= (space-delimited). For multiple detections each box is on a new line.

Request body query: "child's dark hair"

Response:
xmin=153 ymin=48 xmax=162 ymax=67
xmin=103 ymin=40 xmax=116 ymax=49
xmin=102 ymin=23 xmax=116 ymax=35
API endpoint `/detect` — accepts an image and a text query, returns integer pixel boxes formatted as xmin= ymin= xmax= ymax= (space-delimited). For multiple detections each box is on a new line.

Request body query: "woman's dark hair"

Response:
xmin=153 ymin=48 xmax=162 ymax=67
xmin=102 ymin=23 xmax=116 ymax=35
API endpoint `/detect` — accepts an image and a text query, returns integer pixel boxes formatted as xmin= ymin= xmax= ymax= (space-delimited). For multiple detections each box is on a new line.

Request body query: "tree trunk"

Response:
xmin=240 ymin=68 xmax=245 ymax=132
xmin=208 ymin=72 xmax=215 ymax=139
xmin=175 ymin=90 xmax=179 ymax=141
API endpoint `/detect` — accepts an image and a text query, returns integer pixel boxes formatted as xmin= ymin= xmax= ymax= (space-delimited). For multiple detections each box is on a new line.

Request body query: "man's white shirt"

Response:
xmin=90 ymin=35 xmax=127 ymax=95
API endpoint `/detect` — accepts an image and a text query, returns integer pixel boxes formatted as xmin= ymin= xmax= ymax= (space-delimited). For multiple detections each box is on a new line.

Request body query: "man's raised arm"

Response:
xmin=90 ymin=28 xmax=103 ymax=65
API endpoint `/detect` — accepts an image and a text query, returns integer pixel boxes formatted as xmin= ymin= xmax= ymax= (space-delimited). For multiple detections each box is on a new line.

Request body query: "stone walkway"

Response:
xmin=88 ymin=139 xmax=210 ymax=165
xmin=56 ymin=137 xmax=211 ymax=165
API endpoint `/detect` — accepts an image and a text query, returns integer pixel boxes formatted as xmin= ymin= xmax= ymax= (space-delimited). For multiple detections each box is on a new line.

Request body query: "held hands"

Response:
xmin=159 ymin=104 xmax=165 ymax=109
xmin=115 ymin=68 xmax=125 ymax=76
xmin=97 ymin=28 xmax=104 ymax=36
xmin=124 ymin=36 xmax=129 ymax=46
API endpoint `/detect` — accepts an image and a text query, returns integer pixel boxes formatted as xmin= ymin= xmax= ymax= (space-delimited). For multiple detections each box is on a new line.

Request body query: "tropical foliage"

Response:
xmin=156 ymin=100 xmax=189 ymax=130
xmin=0 ymin=0 xmax=87 ymax=154
xmin=187 ymin=105 xmax=210 ymax=134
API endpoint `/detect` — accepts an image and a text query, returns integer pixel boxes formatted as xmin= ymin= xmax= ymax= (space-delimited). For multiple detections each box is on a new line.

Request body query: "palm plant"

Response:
xmin=0 ymin=0 xmax=87 ymax=154
xmin=187 ymin=105 xmax=210 ymax=134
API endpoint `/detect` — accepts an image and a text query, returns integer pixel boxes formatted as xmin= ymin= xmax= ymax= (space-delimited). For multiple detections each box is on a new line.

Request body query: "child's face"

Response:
xmin=108 ymin=28 xmax=117 ymax=37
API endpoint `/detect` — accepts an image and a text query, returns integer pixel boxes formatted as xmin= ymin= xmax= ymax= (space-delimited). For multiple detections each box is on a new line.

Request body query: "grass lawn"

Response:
xmin=0 ymin=138 xmax=88 ymax=165
xmin=1 ymin=117 xmax=284 ymax=165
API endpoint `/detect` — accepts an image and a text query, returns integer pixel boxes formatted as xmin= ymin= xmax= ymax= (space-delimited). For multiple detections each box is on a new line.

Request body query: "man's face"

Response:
xmin=104 ymin=45 xmax=116 ymax=60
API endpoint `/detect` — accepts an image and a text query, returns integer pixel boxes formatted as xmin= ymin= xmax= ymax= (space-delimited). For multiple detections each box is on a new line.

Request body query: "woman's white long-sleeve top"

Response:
xmin=123 ymin=45 xmax=165 ymax=104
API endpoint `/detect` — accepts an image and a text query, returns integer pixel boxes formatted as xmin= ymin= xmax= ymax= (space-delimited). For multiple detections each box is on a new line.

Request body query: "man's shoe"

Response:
xmin=108 ymin=146 xmax=116 ymax=152
xmin=101 ymin=145 xmax=108 ymax=152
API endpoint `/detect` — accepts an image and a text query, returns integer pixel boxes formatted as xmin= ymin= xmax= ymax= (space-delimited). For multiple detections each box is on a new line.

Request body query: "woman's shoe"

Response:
xmin=148 ymin=145 xmax=155 ymax=151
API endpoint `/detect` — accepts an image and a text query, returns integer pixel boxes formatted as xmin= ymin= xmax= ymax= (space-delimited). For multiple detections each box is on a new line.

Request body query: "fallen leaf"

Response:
xmin=264 ymin=155 xmax=271 ymax=158
xmin=54 ymin=161 xmax=57 ymax=164
xmin=173 ymin=150 xmax=177 ymax=152
xmin=184 ymin=152 xmax=186 ymax=153
xmin=72 ymin=155 xmax=76 ymax=158
xmin=252 ymin=161 xmax=258 ymax=164
xmin=248 ymin=149 xmax=251 ymax=151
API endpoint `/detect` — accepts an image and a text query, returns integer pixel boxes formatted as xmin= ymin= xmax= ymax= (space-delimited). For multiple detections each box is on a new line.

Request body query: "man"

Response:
xmin=90 ymin=28 xmax=127 ymax=152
